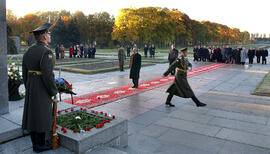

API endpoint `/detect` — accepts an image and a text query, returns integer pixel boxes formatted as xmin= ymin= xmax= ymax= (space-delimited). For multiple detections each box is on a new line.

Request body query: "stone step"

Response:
xmin=0 ymin=117 xmax=22 ymax=143
xmin=86 ymin=147 xmax=129 ymax=154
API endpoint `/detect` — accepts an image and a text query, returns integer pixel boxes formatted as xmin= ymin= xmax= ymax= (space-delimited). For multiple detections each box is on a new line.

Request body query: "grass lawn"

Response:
xmin=253 ymin=72 xmax=270 ymax=96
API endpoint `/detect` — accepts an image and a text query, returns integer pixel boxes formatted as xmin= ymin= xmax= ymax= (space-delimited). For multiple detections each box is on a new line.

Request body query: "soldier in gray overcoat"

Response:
xmin=118 ymin=45 xmax=126 ymax=71
xmin=163 ymin=48 xmax=206 ymax=107
xmin=22 ymin=23 xmax=58 ymax=153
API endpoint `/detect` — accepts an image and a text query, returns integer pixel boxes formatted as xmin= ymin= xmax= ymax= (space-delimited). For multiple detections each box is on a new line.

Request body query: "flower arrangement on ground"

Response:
xmin=7 ymin=62 xmax=24 ymax=101
xmin=57 ymin=109 xmax=115 ymax=133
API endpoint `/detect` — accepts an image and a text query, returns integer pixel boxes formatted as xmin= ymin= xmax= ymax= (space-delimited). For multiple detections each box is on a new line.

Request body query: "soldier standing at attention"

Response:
xmin=22 ymin=23 xmax=58 ymax=153
xmin=129 ymin=48 xmax=141 ymax=88
xmin=118 ymin=45 xmax=126 ymax=71
xmin=163 ymin=48 xmax=206 ymax=107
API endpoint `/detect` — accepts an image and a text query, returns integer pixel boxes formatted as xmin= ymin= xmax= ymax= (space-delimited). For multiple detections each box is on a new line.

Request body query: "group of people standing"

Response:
xmin=193 ymin=46 xmax=268 ymax=65
xmin=55 ymin=44 xmax=96 ymax=59
xmin=143 ymin=44 xmax=156 ymax=58
xmin=125 ymin=44 xmax=156 ymax=58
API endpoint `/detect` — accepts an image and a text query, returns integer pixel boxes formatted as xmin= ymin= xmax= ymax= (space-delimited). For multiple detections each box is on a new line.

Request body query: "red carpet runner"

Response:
xmin=64 ymin=63 xmax=228 ymax=108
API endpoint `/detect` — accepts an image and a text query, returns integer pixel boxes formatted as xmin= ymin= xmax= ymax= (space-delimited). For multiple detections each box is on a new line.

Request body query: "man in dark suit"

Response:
xmin=144 ymin=44 xmax=148 ymax=57
xmin=262 ymin=48 xmax=268 ymax=64
xmin=22 ymin=23 xmax=58 ymax=153
xmin=129 ymin=48 xmax=141 ymax=88
xmin=168 ymin=44 xmax=179 ymax=75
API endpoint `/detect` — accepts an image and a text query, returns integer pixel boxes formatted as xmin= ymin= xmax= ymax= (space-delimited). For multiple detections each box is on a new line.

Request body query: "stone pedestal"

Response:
xmin=0 ymin=0 xmax=9 ymax=115
xmin=57 ymin=110 xmax=128 ymax=154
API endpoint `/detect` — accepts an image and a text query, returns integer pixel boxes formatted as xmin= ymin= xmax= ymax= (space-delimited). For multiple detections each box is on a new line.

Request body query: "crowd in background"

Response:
xmin=193 ymin=46 xmax=269 ymax=65
xmin=54 ymin=44 xmax=96 ymax=59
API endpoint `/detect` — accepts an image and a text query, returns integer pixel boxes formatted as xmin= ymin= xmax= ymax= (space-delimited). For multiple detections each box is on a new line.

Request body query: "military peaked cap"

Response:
xmin=31 ymin=23 xmax=52 ymax=35
xmin=180 ymin=47 xmax=188 ymax=52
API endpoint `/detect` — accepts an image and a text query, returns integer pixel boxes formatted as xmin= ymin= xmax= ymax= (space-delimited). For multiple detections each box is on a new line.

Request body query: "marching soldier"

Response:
xmin=163 ymin=48 xmax=206 ymax=107
xmin=22 ymin=23 xmax=58 ymax=153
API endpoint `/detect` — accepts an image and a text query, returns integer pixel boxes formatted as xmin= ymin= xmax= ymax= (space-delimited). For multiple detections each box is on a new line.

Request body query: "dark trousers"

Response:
xmin=119 ymin=63 xmax=124 ymax=71
xmin=165 ymin=93 xmax=201 ymax=105
xmin=144 ymin=51 xmax=148 ymax=57
xmin=257 ymin=56 xmax=261 ymax=63
xmin=249 ymin=57 xmax=253 ymax=64
xmin=132 ymin=78 xmax=139 ymax=88
xmin=262 ymin=56 xmax=267 ymax=64
xmin=30 ymin=132 xmax=45 ymax=146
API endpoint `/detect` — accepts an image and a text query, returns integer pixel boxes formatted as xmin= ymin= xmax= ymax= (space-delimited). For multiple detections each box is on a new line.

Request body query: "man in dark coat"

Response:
xmin=168 ymin=44 xmax=179 ymax=75
xmin=262 ymin=48 xmax=268 ymax=64
xmin=163 ymin=48 xmax=206 ymax=107
xmin=22 ymin=23 xmax=58 ymax=153
xmin=118 ymin=45 xmax=126 ymax=71
xmin=247 ymin=47 xmax=255 ymax=64
xmin=91 ymin=45 xmax=96 ymax=58
xmin=149 ymin=44 xmax=156 ymax=58
xmin=55 ymin=45 xmax=60 ymax=59
xmin=144 ymin=44 xmax=148 ymax=57
xmin=126 ymin=45 xmax=131 ymax=57
xmin=255 ymin=48 xmax=261 ymax=63
xmin=129 ymin=48 xmax=141 ymax=88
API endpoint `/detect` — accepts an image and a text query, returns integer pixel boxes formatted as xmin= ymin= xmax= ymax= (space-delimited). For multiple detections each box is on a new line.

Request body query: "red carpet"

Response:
xmin=63 ymin=63 xmax=228 ymax=108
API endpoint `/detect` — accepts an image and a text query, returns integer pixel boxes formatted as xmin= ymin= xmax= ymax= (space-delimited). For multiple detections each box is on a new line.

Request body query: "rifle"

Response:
xmin=52 ymin=98 xmax=59 ymax=150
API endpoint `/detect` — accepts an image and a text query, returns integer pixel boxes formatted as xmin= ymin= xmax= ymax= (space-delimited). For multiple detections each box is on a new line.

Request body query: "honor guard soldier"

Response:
xmin=22 ymin=23 xmax=58 ymax=153
xmin=163 ymin=48 xmax=206 ymax=107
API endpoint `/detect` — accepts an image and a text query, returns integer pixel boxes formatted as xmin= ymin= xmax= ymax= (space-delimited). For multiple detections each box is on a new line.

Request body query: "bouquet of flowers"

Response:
xmin=55 ymin=77 xmax=76 ymax=95
xmin=8 ymin=62 xmax=23 ymax=84
xmin=8 ymin=62 xmax=23 ymax=100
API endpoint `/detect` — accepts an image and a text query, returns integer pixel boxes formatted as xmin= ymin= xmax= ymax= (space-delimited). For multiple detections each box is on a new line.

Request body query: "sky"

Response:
xmin=6 ymin=0 xmax=270 ymax=35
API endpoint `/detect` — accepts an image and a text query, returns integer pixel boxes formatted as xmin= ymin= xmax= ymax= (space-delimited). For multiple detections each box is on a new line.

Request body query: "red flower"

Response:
xmin=9 ymin=70 xmax=11 ymax=72
xmin=96 ymin=125 xmax=99 ymax=128
xmin=80 ymin=107 xmax=83 ymax=110
xmin=102 ymin=120 xmax=106 ymax=123
xmin=104 ymin=113 xmax=107 ymax=116
xmin=10 ymin=66 xmax=13 ymax=68
xmin=86 ymin=126 xmax=91 ymax=131
xmin=65 ymin=110 xmax=68 ymax=113
xmin=56 ymin=126 xmax=59 ymax=129
xmin=73 ymin=129 xmax=77 ymax=133
xmin=58 ymin=110 xmax=61 ymax=114
xmin=61 ymin=126 xmax=65 ymax=131
xmin=63 ymin=128 xmax=67 ymax=133
xmin=95 ymin=111 xmax=98 ymax=114
xmin=100 ymin=123 xmax=104 ymax=128
xmin=112 ymin=115 xmax=115 ymax=119
xmin=91 ymin=110 xmax=95 ymax=113
xmin=107 ymin=119 xmax=110 ymax=123
xmin=100 ymin=111 xmax=103 ymax=115
xmin=71 ymin=108 xmax=74 ymax=111
xmin=83 ymin=108 xmax=87 ymax=112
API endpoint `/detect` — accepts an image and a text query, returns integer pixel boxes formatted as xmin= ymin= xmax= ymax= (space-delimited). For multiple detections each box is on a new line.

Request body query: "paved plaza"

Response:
xmin=1 ymin=56 xmax=270 ymax=154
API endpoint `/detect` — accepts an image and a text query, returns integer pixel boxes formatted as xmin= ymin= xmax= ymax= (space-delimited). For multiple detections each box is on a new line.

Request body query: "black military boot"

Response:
xmin=191 ymin=96 xmax=206 ymax=107
xmin=165 ymin=93 xmax=175 ymax=107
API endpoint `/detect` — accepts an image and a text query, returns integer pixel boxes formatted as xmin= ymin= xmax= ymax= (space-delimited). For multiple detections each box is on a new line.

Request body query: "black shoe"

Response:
xmin=165 ymin=102 xmax=175 ymax=107
xmin=33 ymin=144 xmax=52 ymax=153
xmin=196 ymin=102 xmax=206 ymax=107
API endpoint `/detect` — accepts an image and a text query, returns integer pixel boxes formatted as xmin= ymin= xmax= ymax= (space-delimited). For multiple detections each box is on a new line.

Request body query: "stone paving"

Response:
xmin=1 ymin=55 xmax=270 ymax=153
